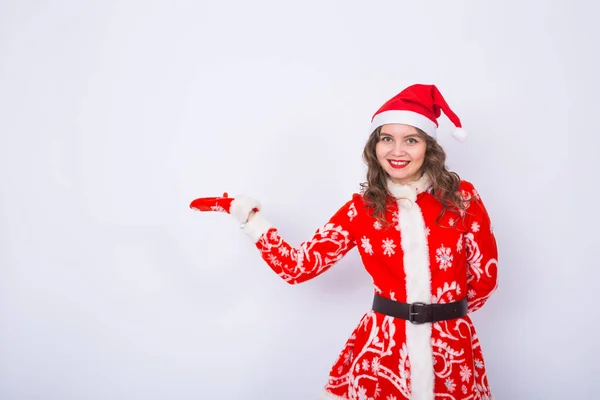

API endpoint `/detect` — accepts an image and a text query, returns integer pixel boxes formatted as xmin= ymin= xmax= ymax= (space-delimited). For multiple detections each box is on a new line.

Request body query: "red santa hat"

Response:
xmin=369 ymin=84 xmax=468 ymax=142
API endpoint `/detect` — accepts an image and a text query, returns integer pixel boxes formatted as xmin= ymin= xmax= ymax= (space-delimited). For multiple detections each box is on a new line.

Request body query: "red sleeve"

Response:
xmin=461 ymin=183 xmax=499 ymax=313
xmin=241 ymin=197 xmax=358 ymax=284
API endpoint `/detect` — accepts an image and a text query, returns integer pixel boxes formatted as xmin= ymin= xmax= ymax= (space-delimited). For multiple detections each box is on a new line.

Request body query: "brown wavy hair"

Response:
xmin=359 ymin=126 xmax=470 ymax=228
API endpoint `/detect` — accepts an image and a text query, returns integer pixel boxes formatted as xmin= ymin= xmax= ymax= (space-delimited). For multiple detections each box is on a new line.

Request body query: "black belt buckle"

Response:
xmin=408 ymin=302 xmax=427 ymax=324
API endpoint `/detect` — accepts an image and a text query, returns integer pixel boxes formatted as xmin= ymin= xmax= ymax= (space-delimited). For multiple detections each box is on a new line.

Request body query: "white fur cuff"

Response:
xmin=241 ymin=212 xmax=273 ymax=242
xmin=229 ymin=196 xmax=261 ymax=224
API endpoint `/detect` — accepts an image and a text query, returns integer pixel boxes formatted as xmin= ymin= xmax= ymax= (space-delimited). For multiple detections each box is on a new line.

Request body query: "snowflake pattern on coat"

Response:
xmin=248 ymin=178 xmax=498 ymax=400
xmin=361 ymin=237 xmax=374 ymax=255
xmin=436 ymin=245 xmax=454 ymax=271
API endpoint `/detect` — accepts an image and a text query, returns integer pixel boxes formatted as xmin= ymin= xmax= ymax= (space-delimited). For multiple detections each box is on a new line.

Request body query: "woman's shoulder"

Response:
xmin=334 ymin=192 xmax=366 ymax=213
xmin=457 ymin=179 xmax=480 ymax=198
xmin=326 ymin=192 xmax=365 ymax=216
xmin=349 ymin=191 xmax=375 ymax=209
xmin=332 ymin=192 xmax=369 ymax=217
xmin=351 ymin=191 xmax=366 ymax=202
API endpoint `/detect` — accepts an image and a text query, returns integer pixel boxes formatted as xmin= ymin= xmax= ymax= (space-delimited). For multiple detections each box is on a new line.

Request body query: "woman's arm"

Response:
xmin=462 ymin=184 xmax=499 ymax=313
xmin=238 ymin=197 xmax=358 ymax=285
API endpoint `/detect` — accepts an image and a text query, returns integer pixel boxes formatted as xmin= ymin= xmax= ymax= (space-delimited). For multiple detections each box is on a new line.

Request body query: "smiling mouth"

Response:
xmin=389 ymin=160 xmax=410 ymax=169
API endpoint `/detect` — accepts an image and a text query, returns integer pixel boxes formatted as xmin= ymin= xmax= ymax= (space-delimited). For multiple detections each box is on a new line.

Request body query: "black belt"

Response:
xmin=372 ymin=294 xmax=468 ymax=324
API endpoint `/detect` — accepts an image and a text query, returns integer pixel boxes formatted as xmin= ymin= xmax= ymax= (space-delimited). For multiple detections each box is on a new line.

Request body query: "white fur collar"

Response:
xmin=386 ymin=173 xmax=432 ymax=202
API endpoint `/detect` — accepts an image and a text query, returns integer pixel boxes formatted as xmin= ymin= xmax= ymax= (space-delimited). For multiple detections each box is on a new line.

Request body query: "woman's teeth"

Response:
xmin=389 ymin=160 xmax=409 ymax=169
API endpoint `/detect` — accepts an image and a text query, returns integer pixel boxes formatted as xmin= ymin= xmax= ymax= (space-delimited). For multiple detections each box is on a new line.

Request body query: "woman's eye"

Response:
xmin=407 ymin=138 xmax=417 ymax=144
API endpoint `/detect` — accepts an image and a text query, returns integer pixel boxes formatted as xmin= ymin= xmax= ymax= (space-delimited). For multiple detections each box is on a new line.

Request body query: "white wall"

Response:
xmin=1 ymin=1 xmax=598 ymax=399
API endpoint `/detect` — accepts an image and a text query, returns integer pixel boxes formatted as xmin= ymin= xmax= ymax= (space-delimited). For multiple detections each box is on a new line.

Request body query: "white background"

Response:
xmin=1 ymin=1 xmax=598 ymax=399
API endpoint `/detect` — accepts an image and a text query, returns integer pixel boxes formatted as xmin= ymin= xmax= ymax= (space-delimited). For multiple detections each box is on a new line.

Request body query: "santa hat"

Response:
xmin=369 ymin=84 xmax=468 ymax=142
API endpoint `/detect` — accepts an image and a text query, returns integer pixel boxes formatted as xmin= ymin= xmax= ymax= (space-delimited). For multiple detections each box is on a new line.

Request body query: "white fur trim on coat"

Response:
xmin=229 ymin=195 xmax=261 ymax=224
xmin=386 ymin=173 xmax=432 ymax=200
xmin=390 ymin=173 xmax=434 ymax=400
xmin=241 ymin=212 xmax=272 ymax=242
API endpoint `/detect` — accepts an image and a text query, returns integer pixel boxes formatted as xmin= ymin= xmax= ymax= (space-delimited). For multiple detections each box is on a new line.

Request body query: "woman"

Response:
xmin=191 ymin=84 xmax=499 ymax=400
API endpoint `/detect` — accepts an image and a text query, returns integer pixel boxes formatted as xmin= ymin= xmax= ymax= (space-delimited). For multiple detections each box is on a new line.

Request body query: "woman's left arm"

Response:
xmin=463 ymin=183 xmax=499 ymax=313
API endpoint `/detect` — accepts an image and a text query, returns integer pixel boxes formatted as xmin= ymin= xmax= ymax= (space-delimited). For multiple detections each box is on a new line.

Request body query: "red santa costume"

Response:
xmin=191 ymin=84 xmax=499 ymax=400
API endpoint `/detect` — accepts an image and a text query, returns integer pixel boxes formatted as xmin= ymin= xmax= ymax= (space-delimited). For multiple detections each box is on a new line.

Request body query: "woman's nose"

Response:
xmin=391 ymin=144 xmax=406 ymax=156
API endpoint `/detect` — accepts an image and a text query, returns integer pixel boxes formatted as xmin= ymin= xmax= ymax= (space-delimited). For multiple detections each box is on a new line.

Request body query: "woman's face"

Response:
xmin=375 ymin=124 xmax=427 ymax=184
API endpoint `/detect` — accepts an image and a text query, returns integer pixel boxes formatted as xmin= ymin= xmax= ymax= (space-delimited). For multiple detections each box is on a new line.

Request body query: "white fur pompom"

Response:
xmin=452 ymin=127 xmax=468 ymax=142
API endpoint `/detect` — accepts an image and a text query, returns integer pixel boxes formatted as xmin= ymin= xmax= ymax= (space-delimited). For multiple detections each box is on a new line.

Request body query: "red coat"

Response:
xmin=241 ymin=174 xmax=498 ymax=400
